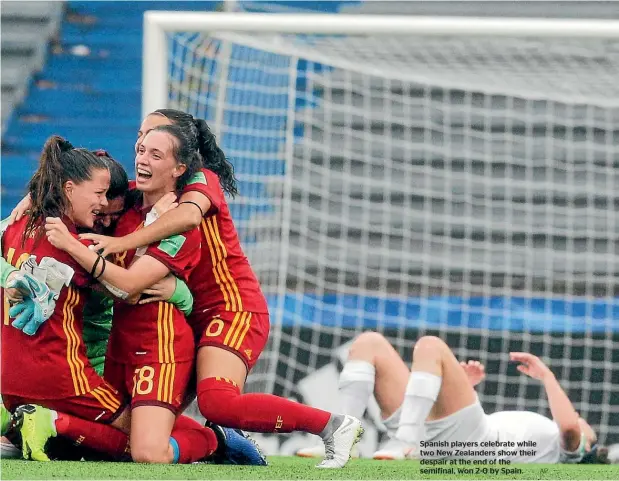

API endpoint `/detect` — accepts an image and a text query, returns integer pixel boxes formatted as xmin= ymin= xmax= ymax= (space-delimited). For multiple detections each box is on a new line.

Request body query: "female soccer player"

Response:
xmin=44 ymin=125 xmax=265 ymax=465
xmin=299 ymin=331 xmax=605 ymax=464
xmin=80 ymin=109 xmax=363 ymax=468
xmin=1 ymin=135 xmax=132 ymax=461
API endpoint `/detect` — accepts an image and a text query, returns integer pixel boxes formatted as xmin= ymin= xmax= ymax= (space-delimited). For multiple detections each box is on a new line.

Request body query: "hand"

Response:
xmin=7 ymin=272 xmax=57 ymax=327
xmin=152 ymin=192 xmax=178 ymax=217
xmin=77 ymin=233 xmax=123 ymax=257
xmin=44 ymin=218 xmax=78 ymax=252
xmin=8 ymin=193 xmax=32 ymax=225
xmin=510 ymin=352 xmax=553 ymax=382
xmin=139 ymin=274 xmax=177 ymax=304
xmin=9 ymin=298 xmax=47 ymax=336
xmin=460 ymin=360 xmax=486 ymax=387
xmin=5 ymin=271 xmax=24 ymax=304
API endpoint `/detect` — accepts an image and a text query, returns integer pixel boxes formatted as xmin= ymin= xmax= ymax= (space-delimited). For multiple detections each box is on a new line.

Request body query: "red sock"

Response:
xmin=55 ymin=413 xmax=129 ymax=458
xmin=170 ymin=415 xmax=218 ymax=463
xmin=197 ymin=377 xmax=331 ymax=434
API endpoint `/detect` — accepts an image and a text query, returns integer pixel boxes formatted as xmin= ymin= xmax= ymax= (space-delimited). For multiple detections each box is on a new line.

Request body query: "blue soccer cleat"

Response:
xmin=206 ymin=421 xmax=268 ymax=466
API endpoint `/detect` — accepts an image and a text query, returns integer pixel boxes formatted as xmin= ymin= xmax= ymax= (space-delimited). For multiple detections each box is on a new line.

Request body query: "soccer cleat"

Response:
xmin=1 ymin=403 xmax=11 ymax=436
xmin=14 ymin=404 xmax=57 ymax=461
xmin=372 ymin=437 xmax=417 ymax=460
xmin=206 ymin=421 xmax=268 ymax=466
xmin=316 ymin=415 xmax=364 ymax=469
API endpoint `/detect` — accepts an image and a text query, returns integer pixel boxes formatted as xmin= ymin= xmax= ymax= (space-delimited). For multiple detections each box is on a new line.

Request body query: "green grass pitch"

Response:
xmin=2 ymin=456 xmax=618 ymax=480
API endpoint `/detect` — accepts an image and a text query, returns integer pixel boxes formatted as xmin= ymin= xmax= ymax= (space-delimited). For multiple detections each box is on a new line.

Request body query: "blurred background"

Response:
xmin=1 ymin=0 xmax=618 ymax=457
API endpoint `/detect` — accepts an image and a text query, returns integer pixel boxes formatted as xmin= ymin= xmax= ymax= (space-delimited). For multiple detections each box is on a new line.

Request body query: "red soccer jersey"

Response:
xmin=182 ymin=168 xmax=268 ymax=315
xmin=107 ymin=198 xmax=200 ymax=364
xmin=1 ymin=217 xmax=104 ymax=399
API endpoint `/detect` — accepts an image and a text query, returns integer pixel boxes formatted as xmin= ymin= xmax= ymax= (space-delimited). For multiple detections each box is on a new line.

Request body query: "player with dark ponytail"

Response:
xmin=82 ymin=109 xmax=363 ymax=469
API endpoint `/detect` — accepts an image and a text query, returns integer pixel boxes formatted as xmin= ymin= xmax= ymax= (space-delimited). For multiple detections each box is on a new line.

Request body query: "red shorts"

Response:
xmin=104 ymin=359 xmax=193 ymax=414
xmin=2 ymin=381 xmax=125 ymax=424
xmin=194 ymin=311 xmax=269 ymax=371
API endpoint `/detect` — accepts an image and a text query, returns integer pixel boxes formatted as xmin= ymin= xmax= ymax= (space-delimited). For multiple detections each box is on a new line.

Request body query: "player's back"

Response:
xmin=1 ymin=216 xmax=99 ymax=399
xmin=184 ymin=168 xmax=268 ymax=315
xmin=487 ymin=410 xmax=561 ymax=463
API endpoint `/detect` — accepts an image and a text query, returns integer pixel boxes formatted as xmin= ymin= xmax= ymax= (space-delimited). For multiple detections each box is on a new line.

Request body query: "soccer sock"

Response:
xmin=394 ymin=372 xmax=441 ymax=445
xmin=338 ymin=360 xmax=376 ymax=419
xmin=382 ymin=407 xmax=402 ymax=438
xmin=170 ymin=415 xmax=218 ymax=464
xmin=197 ymin=377 xmax=331 ymax=434
xmin=55 ymin=412 xmax=130 ymax=459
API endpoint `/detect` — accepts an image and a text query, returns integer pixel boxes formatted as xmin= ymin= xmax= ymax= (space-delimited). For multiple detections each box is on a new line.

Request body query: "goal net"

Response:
xmin=144 ymin=14 xmax=619 ymax=446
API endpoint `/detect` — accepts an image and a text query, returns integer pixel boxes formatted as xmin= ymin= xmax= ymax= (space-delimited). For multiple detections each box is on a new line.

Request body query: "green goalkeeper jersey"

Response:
xmin=82 ymin=290 xmax=113 ymax=376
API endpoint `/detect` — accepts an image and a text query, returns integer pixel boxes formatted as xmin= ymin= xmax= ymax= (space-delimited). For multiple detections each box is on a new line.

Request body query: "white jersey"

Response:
xmin=421 ymin=401 xmax=585 ymax=463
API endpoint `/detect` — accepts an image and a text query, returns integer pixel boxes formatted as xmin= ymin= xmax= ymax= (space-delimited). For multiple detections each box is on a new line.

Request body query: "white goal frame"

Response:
xmin=142 ymin=12 xmax=619 ymax=117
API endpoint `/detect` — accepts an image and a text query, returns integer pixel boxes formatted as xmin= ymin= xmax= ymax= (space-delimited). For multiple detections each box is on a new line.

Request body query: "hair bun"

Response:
xmin=58 ymin=138 xmax=74 ymax=152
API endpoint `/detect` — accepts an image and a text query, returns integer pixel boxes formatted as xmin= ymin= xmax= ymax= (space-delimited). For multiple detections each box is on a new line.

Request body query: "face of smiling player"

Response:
xmin=134 ymin=130 xmax=187 ymax=206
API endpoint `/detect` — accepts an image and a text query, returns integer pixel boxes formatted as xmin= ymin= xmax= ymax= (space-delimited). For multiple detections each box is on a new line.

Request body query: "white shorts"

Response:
xmin=424 ymin=399 xmax=495 ymax=454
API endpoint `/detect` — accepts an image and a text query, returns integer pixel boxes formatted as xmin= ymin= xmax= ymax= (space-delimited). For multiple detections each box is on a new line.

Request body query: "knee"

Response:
xmin=131 ymin=441 xmax=172 ymax=464
xmin=349 ymin=331 xmax=390 ymax=360
xmin=413 ymin=336 xmax=447 ymax=357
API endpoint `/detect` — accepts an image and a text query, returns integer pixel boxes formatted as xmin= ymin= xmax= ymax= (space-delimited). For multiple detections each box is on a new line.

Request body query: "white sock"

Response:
xmin=395 ymin=371 xmax=441 ymax=445
xmin=382 ymin=406 xmax=401 ymax=438
xmin=338 ymin=360 xmax=376 ymax=419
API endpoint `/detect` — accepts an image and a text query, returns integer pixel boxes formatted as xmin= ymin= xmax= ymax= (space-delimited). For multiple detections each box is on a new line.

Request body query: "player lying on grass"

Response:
xmin=76 ymin=109 xmax=363 ymax=469
xmin=1 ymin=135 xmax=265 ymax=465
xmin=296 ymin=332 xmax=608 ymax=464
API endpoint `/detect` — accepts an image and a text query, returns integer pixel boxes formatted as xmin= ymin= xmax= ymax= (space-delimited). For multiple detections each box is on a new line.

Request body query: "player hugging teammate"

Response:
xmin=1 ymin=109 xmax=363 ymax=468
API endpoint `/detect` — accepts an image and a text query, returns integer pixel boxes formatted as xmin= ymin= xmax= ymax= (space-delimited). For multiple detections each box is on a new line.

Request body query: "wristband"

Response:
xmin=0 ymin=258 xmax=18 ymax=288
xmin=168 ymin=277 xmax=194 ymax=316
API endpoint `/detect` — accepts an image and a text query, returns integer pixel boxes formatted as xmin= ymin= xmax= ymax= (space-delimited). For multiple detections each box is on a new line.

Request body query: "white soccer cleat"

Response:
xmin=372 ymin=437 xmax=417 ymax=460
xmin=316 ymin=415 xmax=364 ymax=469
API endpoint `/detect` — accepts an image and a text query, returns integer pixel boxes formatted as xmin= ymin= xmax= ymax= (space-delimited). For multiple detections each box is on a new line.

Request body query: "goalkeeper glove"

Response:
xmin=7 ymin=273 xmax=56 ymax=336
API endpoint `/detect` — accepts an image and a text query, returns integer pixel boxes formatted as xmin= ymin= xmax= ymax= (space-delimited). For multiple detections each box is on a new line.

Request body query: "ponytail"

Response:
xmin=194 ymin=118 xmax=238 ymax=197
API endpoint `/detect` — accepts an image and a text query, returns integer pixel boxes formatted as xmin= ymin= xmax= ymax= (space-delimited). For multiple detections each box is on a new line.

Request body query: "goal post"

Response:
xmin=142 ymin=11 xmax=619 ymax=449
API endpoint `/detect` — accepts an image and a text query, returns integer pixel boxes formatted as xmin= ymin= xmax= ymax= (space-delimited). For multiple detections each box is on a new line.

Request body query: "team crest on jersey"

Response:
xmin=158 ymin=234 xmax=186 ymax=257
xmin=187 ymin=171 xmax=207 ymax=186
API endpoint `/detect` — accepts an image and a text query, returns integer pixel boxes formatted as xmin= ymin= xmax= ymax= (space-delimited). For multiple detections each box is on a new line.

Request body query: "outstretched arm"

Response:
xmin=510 ymin=352 xmax=581 ymax=452
xmin=80 ymin=191 xmax=210 ymax=257
xmin=45 ymin=217 xmax=170 ymax=299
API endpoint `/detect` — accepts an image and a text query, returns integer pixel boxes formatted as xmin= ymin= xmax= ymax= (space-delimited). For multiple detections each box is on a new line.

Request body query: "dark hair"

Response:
xmin=24 ymin=135 xmax=109 ymax=244
xmin=147 ymin=124 xmax=202 ymax=191
xmin=153 ymin=109 xmax=238 ymax=197
xmin=579 ymin=445 xmax=610 ymax=464
xmin=93 ymin=150 xmax=129 ymax=200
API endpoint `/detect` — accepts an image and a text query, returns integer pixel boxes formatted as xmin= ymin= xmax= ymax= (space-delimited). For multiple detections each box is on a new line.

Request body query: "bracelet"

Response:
xmin=179 ymin=200 xmax=204 ymax=218
xmin=94 ymin=257 xmax=106 ymax=280
xmin=90 ymin=255 xmax=102 ymax=278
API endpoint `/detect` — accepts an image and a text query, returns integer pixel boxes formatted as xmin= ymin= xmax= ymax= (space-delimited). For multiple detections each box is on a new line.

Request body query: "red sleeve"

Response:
xmin=144 ymin=227 xmax=201 ymax=282
xmin=61 ymin=236 xmax=97 ymax=288
xmin=181 ymin=169 xmax=224 ymax=216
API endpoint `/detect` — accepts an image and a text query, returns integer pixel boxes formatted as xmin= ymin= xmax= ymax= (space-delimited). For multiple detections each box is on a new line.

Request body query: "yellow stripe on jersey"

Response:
xmin=93 ymin=386 xmax=121 ymax=411
xmin=157 ymin=362 xmax=167 ymax=402
xmin=167 ymin=361 xmax=176 ymax=405
xmin=157 ymin=302 xmax=164 ymax=363
xmin=62 ymin=288 xmax=89 ymax=395
xmin=68 ymin=289 xmax=89 ymax=394
xmin=207 ymin=218 xmax=243 ymax=312
xmin=223 ymin=312 xmax=242 ymax=346
xmin=167 ymin=302 xmax=175 ymax=364
xmin=4 ymin=248 xmax=16 ymax=326
xmin=201 ymin=220 xmax=232 ymax=310
xmin=91 ymin=387 xmax=120 ymax=412
xmin=234 ymin=313 xmax=252 ymax=350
